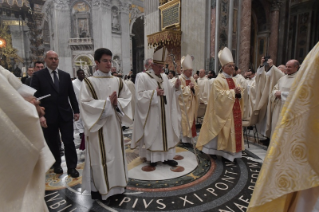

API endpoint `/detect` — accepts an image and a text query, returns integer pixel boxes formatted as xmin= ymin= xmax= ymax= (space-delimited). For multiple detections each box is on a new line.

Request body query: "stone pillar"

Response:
xmin=92 ymin=0 xmax=112 ymax=50
xmin=239 ymin=0 xmax=252 ymax=72
xmin=214 ymin=0 xmax=220 ymax=73
xmin=228 ymin=0 xmax=234 ymax=50
xmin=53 ymin=0 xmax=73 ymax=76
xmin=120 ymin=1 xmax=131 ymax=74
xmin=269 ymin=0 xmax=282 ymax=65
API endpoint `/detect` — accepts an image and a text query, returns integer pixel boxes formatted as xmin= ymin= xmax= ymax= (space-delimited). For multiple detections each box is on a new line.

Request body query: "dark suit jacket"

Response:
xmin=21 ymin=76 xmax=29 ymax=84
xmin=31 ymin=68 xmax=79 ymax=123
xmin=25 ymin=77 xmax=32 ymax=86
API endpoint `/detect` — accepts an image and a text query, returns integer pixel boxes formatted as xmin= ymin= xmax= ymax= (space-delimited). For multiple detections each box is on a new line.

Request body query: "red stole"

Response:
xmin=225 ymin=78 xmax=242 ymax=152
xmin=185 ymin=79 xmax=197 ymax=137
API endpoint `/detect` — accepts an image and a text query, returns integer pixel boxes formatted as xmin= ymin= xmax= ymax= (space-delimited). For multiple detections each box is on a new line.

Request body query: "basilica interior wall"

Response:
xmin=144 ymin=1 xmax=160 ymax=61
xmin=181 ymin=0 xmax=206 ymax=72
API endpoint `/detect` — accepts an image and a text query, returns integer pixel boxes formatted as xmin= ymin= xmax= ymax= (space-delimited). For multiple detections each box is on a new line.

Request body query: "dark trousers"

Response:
xmin=43 ymin=116 xmax=77 ymax=169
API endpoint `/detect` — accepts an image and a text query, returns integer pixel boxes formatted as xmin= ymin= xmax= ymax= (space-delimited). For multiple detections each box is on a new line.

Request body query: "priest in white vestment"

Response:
xmin=249 ymin=58 xmax=284 ymax=143
xmin=233 ymin=66 xmax=249 ymax=120
xmin=124 ymin=78 xmax=136 ymax=119
xmin=72 ymin=69 xmax=85 ymax=135
xmin=0 ymin=65 xmax=55 ymax=212
xmin=248 ymin=42 xmax=319 ymax=212
xmin=196 ymin=47 xmax=245 ymax=162
xmin=131 ymin=46 xmax=182 ymax=167
xmin=269 ymin=60 xmax=299 ymax=138
xmin=197 ymin=69 xmax=210 ymax=118
xmin=80 ymin=48 xmax=133 ymax=201
xmin=178 ymin=55 xmax=199 ymax=145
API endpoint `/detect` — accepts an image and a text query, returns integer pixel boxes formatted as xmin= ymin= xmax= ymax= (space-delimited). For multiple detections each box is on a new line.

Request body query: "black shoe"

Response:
xmin=260 ymin=138 xmax=270 ymax=146
xmin=122 ymin=126 xmax=129 ymax=131
xmin=68 ymin=168 xmax=79 ymax=178
xmin=54 ymin=166 xmax=63 ymax=174
xmin=101 ymin=198 xmax=111 ymax=205
xmin=163 ymin=160 xmax=178 ymax=167
xmin=91 ymin=191 xmax=102 ymax=200
xmin=150 ymin=162 xmax=157 ymax=167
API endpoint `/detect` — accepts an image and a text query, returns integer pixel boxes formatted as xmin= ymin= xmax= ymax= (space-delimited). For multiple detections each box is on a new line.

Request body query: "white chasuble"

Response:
xmin=178 ymin=74 xmax=199 ymax=142
xmin=124 ymin=80 xmax=136 ymax=119
xmin=234 ymin=74 xmax=249 ymax=120
xmin=269 ymin=71 xmax=298 ymax=138
xmin=72 ymin=78 xmax=84 ymax=133
xmin=250 ymin=66 xmax=284 ymax=137
xmin=80 ymin=71 xmax=133 ymax=200
xmin=131 ymin=70 xmax=181 ymax=163
xmin=0 ymin=67 xmax=55 ymax=212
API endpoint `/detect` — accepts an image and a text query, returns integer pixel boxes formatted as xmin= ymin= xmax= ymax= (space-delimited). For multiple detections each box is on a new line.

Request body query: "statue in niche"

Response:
xmin=112 ymin=7 xmax=120 ymax=31
xmin=83 ymin=62 xmax=89 ymax=75
xmin=113 ymin=56 xmax=121 ymax=72
xmin=78 ymin=18 xmax=89 ymax=38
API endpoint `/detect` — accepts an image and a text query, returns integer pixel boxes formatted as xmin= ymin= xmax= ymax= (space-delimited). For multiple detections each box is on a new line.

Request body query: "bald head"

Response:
xmin=44 ymin=50 xmax=59 ymax=70
xmin=286 ymin=59 xmax=299 ymax=75
xmin=199 ymin=69 xmax=206 ymax=78
xmin=277 ymin=65 xmax=287 ymax=74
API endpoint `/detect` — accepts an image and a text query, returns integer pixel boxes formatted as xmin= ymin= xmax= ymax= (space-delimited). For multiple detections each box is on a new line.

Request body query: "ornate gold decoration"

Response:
xmin=0 ymin=24 xmax=23 ymax=69
xmin=147 ymin=30 xmax=182 ymax=48
xmin=2 ymin=20 xmax=27 ymax=26
xmin=159 ymin=0 xmax=181 ymax=30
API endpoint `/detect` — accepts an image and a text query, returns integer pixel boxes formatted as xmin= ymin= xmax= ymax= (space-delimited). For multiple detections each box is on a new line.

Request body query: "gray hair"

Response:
xmin=144 ymin=58 xmax=153 ymax=66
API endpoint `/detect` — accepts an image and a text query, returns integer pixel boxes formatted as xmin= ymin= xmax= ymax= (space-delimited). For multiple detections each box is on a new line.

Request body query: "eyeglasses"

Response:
xmin=101 ymin=59 xmax=112 ymax=63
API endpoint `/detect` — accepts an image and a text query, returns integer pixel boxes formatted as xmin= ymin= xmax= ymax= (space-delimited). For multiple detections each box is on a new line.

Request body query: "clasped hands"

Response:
xmin=275 ymin=90 xmax=281 ymax=99
xmin=109 ymin=91 xmax=118 ymax=106
xmin=234 ymin=87 xmax=241 ymax=94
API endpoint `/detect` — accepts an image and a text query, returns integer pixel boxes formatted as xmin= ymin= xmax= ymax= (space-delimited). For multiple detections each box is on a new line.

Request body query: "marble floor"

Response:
xmin=45 ymin=128 xmax=268 ymax=212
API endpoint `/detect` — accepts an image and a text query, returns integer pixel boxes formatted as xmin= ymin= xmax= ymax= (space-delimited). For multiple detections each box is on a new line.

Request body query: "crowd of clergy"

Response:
xmin=0 ymin=41 xmax=318 ymax=212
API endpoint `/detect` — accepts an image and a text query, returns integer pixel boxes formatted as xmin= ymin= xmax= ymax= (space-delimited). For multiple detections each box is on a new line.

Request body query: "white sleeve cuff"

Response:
xmin=281 ymin=91 xmax=289 ymax=101
xmin=151 ymin=90 xmax=159 ymax=105
xmin=17 ymin=84 xmax=37 ymax=98
xmin=100 ymin=98 xmax=113 ymax=120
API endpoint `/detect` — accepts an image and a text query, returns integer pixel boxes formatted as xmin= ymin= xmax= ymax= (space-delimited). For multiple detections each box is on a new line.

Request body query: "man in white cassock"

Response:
xmin=178 ymin=55 xmax=199 ymax=145
xmin=197 ymin=69 xmax=210 ymax=118
xmin=249 ymin=57 xmax=284 ymax=145
xmin=196 ymin=47 xmax=244 ymax=162
xmin=73 ymin=69 xmax=85 ymax=135
xmin=0 ymin=65 xmax=55 ymax=212
xmin=233 ymin=66 xmax=249 ymax=121
xmin=124 ymin=77 xmax=136 ymax=119
xmin=80 ymin=48 xmax=133 ymax=202
xmin=131 ymin=46 xmax=182 ymax=167
xmin=268 ymin=59 xmax=299 ymax=138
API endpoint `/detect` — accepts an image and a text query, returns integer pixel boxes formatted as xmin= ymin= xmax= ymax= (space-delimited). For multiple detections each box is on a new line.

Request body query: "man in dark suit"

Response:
xmin=31 ymin=50 xmax=80 ymax=178
xmin=26 ymin=61 xmax=44 ymax=86
xmin=21 ymin=67 xmax=33 ymax=84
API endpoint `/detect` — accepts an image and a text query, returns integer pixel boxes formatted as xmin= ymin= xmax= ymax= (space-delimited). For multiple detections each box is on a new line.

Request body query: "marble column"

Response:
xmin=214 ymin=0 xmax=220 ymax=73
xmin=228 ymin=0 xmax=234 ymax=51
xmin=120 ymin=2 xmax=131 ymax=74
xmin=53 ymin=0 xmax=72 ymax=76
xmin=269 ymin=0 xmax=282 ymax=66
xmin=210 ymin=0 xmax=216 ymax=72
xmin=239 ymin=0 xmax=252 ymax=72
xmin=92 ymin=0 xmax=112 ymax=51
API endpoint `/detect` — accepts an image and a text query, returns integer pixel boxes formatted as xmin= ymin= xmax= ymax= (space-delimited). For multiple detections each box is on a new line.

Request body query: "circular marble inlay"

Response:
xmin=127 ymin=147 xmax=199 ymax=181
xmin=173 ymin=155 xmax=184 ymax=160
xmin=170 ymin=166 xmax=185 ymax=172
xmin=141 ymin=165 xmax=156 ymax=172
